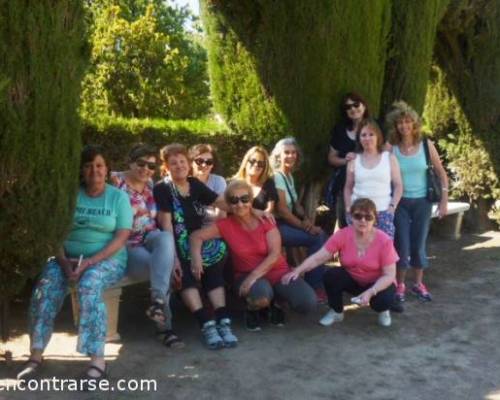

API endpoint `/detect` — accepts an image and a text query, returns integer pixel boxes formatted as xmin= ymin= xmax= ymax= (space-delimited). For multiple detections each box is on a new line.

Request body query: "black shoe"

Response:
xmin=270 ymin=304 xmax=285 ymax=326
xmin=244 ymin=310 xmax=261 ymax=332
xmin=390 ymin=300 xmax=405 ymax=313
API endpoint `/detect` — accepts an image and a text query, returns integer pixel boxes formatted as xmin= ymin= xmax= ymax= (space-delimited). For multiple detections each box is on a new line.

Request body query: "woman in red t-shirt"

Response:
xmin=190 ymin=180 xmax=316 ymax=332
xmin=282 ymin=198 xmax=398 ymax=327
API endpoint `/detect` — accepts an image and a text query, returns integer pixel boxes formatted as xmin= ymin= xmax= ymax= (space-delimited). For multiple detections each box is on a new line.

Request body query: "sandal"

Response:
xmin=157 ymin=330 xmax=185 ymax=349
xmin=146 ymin=300 xmax=166 ymax=324
xmin=17 ymin=358 xmax=42 ymax=380
xmin=78 ymin=364 xmax=108 ymax=391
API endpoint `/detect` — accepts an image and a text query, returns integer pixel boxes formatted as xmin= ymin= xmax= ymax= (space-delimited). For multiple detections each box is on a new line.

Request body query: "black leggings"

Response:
xmin=180 ymin=255 xmax=226 ymax=292
xmin=323 ymin=267 xmax=395 ymax=313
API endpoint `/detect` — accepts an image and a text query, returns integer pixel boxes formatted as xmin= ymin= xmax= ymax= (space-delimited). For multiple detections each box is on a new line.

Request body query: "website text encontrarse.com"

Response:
xmin=1 ymin=377 xmax=157 ymax=392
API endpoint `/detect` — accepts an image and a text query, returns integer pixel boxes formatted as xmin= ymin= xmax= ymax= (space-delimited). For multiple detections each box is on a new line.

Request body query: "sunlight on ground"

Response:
xmin=463 ymin=231 xmax=500 ymax=251
xmin=485 ymin=390 xmax=500 ymax=400
xmin=2 ymin=332 xmax=122 ymax=361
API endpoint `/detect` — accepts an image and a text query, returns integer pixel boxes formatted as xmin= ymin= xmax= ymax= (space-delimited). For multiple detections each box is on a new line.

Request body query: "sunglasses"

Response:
xmin=228 ymin=194 xmax=251 ymax=205
xmin=135 ymin=160 xmax=157 ymax=171
xmin=352 ymin=212 xmax=375 ymax=222
xmin=247 ymin=159 xmax=266 ymax=168
xmin=194 ymin=157 xmax=214 ymax=167
xmin=344 ymin=101 xmax=361 ymax=111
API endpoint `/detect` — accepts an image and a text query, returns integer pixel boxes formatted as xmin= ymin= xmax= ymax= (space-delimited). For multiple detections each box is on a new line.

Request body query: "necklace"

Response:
xmin=355 ymin=231 xmax=374 ymax=258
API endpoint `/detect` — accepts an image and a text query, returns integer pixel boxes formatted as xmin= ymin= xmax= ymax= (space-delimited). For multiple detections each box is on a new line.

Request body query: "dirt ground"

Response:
xmin=1 ymin=230 xmax=499 ymax=400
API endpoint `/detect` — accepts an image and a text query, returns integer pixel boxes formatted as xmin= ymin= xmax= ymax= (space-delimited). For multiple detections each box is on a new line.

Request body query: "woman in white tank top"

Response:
xmin=344 ymin=119 xmax=403 ymax=238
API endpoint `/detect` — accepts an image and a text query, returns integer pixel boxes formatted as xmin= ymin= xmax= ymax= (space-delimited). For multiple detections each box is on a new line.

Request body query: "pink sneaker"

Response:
xmin=395 ymin=282 xmax=406 ymax=302
xmin=412 ymin=283 xmax=432 ymax=301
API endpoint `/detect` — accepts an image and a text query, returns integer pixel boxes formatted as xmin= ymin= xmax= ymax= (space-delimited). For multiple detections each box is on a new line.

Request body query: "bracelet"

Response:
xmin=441 ymin=187 xmax=448 ymax=192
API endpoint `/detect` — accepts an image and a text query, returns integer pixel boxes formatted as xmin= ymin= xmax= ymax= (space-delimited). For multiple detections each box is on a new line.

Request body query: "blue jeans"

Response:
xmin=278 ymin=222 xmax=327 ymax=289
xmin=127 ymin=230 xmax=175 ymax=330
xmin=394 ymin=197 xmax=432 ymax=269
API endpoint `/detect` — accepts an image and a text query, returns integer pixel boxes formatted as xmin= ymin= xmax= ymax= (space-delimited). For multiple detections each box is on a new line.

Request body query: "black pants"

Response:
xmin=323 ymin=267 xmax=395 ymax=313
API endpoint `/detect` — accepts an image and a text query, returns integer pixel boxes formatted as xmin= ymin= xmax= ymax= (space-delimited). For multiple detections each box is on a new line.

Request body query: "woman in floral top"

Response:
xmin=112 ymin=144 xmax=182 ymax=348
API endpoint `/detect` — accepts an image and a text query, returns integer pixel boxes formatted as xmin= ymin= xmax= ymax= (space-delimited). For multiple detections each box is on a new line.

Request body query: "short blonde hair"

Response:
xmin=233 ymin=146 xmax=272 ymax=186
xmin=224 ymin=180 xmax=253 ymax=204
xmin=385 ymin=100 xmax=422 ymax=146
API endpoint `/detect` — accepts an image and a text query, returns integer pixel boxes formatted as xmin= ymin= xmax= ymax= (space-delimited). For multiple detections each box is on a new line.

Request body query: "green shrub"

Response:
xmin=82 ymin=116 xmax=254 ymax=177
xmin=0 ymin=1 xmax=87 ymax=301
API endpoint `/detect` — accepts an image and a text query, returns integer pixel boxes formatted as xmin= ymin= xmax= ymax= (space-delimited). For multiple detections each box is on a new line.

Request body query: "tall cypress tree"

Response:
xmin=0 ymin=1 xmax=87 ymax=301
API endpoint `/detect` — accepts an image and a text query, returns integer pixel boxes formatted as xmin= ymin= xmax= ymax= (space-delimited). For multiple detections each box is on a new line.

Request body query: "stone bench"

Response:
xmin=430 ymin=201 xmax=470 ymax=240
xmin=71 ymin=275 xmax=148 ymax=342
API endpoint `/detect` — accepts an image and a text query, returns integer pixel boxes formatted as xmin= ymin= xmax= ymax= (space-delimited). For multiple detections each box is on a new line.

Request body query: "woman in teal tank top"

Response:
xmin=387 ymin=101 xmax=449 ymax=304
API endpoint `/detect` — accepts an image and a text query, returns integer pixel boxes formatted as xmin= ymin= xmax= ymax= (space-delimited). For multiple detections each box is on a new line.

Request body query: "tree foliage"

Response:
xmin=0 ymin=0 xmax=87 ymax=301
xmin=82 ymin=0 xmax=210 ymax=119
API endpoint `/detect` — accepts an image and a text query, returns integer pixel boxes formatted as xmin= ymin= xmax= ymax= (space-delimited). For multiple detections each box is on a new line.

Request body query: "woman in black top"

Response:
xmin=232 ymin=146 xmax=279 ymax=212
xmin=153 ymin=143 xmax=238 ymax=350
xmin=328 ymin=92 xmax=371 ymax=229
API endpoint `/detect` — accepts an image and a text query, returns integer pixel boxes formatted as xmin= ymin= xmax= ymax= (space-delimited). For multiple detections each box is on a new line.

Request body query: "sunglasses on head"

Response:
xmin=344 ymin=101 xmax=361 ymax=111
xmin=194 ymin=157 xmax=214 ymax=167
xmin=228 ymin=194 xmax=251 ymax=205
xmin=247 ymin=159 xmax=266 ymax=168
xmin=352 ymin=212 xmax=375 ymax=222
xmin=135 ymin=160 xmax=157 ymax=170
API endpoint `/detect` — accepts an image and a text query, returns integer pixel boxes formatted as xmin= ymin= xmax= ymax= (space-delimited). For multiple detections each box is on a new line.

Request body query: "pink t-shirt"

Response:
xmin=324 ymin=226 xmax=399 ymax=286
xmin=216 ymin=217 xmax=290 ymax=285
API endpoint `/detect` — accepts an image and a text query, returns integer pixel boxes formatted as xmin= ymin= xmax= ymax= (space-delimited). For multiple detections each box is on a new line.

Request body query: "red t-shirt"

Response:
xmin=324 ymin=226 xmax=399 ymax=286
xmin=216 ymin=217 xmax=290 ymax=285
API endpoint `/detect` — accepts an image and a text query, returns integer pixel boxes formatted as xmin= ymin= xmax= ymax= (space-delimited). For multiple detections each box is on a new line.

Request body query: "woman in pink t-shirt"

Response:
xmin=282 ymin=198 xmax=398 ymax=327
xmin=190 ymin=180 xmax=316 ymax=332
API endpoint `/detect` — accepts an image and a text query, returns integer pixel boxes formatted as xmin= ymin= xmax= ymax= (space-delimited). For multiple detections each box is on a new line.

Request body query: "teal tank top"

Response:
xmin=393 ymin=143 xmax=427 ymax=198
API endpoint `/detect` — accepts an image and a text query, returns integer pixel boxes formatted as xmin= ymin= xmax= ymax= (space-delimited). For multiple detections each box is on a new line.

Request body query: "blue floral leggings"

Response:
xmin=29 ymin=258 xmax=125 ymax=357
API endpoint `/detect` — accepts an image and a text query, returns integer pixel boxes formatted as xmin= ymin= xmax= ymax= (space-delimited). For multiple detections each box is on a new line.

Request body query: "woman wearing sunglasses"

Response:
xmin=189 ymin=143 xmax=227 ymax=223
xmin=344 ymin=118 xmax=403 ymax=238
xmin=282 ymin=198 xmax=398 ymax=327
xmin=327 ymin=92 xmax=371 ymax=230
xmin=111 ymin=144 xmax=183 ymax=348
xmin=271 ymin=137 xmax=327 ymax=302
xmin=190 ymin=180 xmax=316 ymax=332
xmin=232 ymin=146 xmax=278 ymax=212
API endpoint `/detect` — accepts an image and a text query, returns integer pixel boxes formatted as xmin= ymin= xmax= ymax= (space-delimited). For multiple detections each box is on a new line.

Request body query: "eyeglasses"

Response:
xmin=135 ymin=160 xmax=157 ymax=171
xmin=344 ymin=101 xmax=361 ymax=111
xmin=194 ymin=157 xmax=214 ymax=167
xmin=247 ymin=159 xmax=266 ymax=168
xmin=352 ymin=212 xmax=375 ymax=222
xmin=228 ymin=194 xmax=251 ymax=205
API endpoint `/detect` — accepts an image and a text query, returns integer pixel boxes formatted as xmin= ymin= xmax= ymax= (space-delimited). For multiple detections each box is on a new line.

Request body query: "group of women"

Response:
xmin=18 ymin=95 xmax=448 ymax=384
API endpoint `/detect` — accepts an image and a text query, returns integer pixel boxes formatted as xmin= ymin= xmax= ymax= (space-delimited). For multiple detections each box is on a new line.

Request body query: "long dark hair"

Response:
xmin=340 ymin=92 xmax=371 ymax=129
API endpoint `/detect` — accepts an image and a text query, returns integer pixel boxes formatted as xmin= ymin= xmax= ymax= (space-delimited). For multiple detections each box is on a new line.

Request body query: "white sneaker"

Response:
xmin=378 ymin=310 xmax=392 ymax=327
xmin=319 ymin=309 xmax=344 ymax=326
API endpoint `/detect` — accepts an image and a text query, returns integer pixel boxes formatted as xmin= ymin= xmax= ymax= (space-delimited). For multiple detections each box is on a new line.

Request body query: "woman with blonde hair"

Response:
xmin=386 ymin=101 xmax=449 ymax=303
xmin=233 ymin=146 xmax=279 ymax=212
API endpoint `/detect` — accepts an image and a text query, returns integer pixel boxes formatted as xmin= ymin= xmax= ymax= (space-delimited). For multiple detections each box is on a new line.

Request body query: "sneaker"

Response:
xmin=315 ymin=288 xmax=328 ymax=305
xmin=412 ymin=283 xmax=432 ymax=301
xmin=319 ymin=309 xmax=344 ymax=327
xmin=378 ymin=310 xmax=392 ymax=327
xmin=270 ymin=304 xmax=285 ymax=327
xmin=201 ymin=320 xmax=224 ymax=350
xmin=395 ymin=282 xmax=406 ymax=302
xmin=217 ymin=318 xmax=238 ymax=348
xmin=244 ymin=310 xmax=261 ymax=332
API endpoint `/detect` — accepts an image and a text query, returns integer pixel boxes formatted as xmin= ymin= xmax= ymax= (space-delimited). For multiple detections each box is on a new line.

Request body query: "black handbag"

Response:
xmin=423 ymin=138 xmax=442 ymax=203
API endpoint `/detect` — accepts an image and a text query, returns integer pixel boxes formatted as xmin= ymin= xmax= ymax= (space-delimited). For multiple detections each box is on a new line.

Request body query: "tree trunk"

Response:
xmin=435 ymin=0 xmax=500 ymax=175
